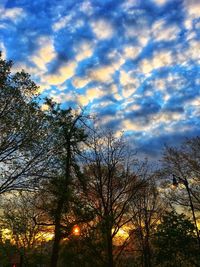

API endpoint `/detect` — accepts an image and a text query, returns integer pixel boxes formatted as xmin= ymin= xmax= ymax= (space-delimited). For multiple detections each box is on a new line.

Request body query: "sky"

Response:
xmin=0 ymin=0 xmax=200 ymax=158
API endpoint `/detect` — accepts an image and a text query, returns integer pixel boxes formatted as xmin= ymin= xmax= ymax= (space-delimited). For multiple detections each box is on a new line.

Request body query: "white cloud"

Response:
xmin=89 ymin=65 xmax=115 ymax=83
xmin=121 ymin=0 xmax=138 ymax=9
xmin=152 ymin=19 xmax=180 ymax=42
xmin=51 ymin=91 xmax=76 ymax=104
xmin=110 ymin=84 xmax=123 ymax=101
xmin=72 ymin=77 xmax=90 ymax=88
xmin=153 ymin=0 xmax=169 ymax=6
xmin=175 ymin=39 xmax=200 ymax=65
xmin=88 ymin=53 xmax=126 ymax=84
xmin=154 ymin=111 xmax=184 ymax=124
xmin=0 ymin=42 xmax=6 ymax=58
xmin=73 ymin=48 xmax=125 ymax=88
xmin=119 ymin=70 xmax=139 ymax=98
xmin=76 ymin=87 xmax=105 ymax=106
xmin=184 ymin=19 xmax=193 ymax=30
xmin=43 ymin=61 xmax=77 ymax=86
xmin=188 ymin=39 xmax=200 ymax=61
xmin=80 ymin=0 xmax=93 ymax=15
xmin=184 ymin=0 xmax=200 ymax=20
xmin=53 ymin=15 xmax=72 ymax=31
xmin=0 ymin=7 xmax=25 ymax=23
xmin=123 ymin=45 xmax=141 ymax=59
xmin=183 ymin=0 xmax=200 ymax=31
xmin=122 ymin=119 xmax=150 ymax=132
xmin=91 ymin=19 xmax=113 ymax=40
xmin=75 ymin=41 xmax=94 ymax=62
xmin=125 ymin=18 xmax=150 ymax=48
xmin=31 ymin=36 xmax=56 ymax=71
xmin=140 ymin=50 xmax=172 ymax=75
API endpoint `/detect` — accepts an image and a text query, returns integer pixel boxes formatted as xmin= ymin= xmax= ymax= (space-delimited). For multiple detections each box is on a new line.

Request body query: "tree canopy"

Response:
xmin=0 ymin=53 xmax=200 ymax=267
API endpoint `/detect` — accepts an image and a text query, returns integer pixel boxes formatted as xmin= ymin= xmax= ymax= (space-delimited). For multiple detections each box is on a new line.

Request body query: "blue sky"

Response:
xmin=1 ymin=0 xmax=200 ymax=158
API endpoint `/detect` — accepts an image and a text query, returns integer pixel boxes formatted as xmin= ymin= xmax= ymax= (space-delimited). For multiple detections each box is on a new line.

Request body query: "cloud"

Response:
xmin=76 ymin=87 xmax=105 ymax=106
xmin=184 ymin=0 xmax=200 ymax=20
xmin=87 ymin=52 xmax=125 ymax=84
xmin=0 ymin=7 xmax=25 ymax=23
xmin=31 ymin=36 xmax=56 ymax=71
xmin=50 ymin=91 xmax=76 ymax=104
xmin=72 ymin=77 xmax=89 ymax=88
xmin=88 ymin=64 xmax=115 ymax=83
xmin=80 ymin=0 xmax=93 ymax=15
xmin=123 ymin=45 xmax=141 ymax=60
xmin=2 ymin=0 xmax=200 ymax=158
xmin=122 ymin=119 xmax=151 ymax=132
xmin=0 ymin=42 xmax=6 ymax=58
xmin=91 ymin=19 xmax=114 ymax=40
xmin=140 ymin=50 xmax=173 ymax=75
xmin=121 ymin=0 xmax=139 ymax=10
xmin=188 ymin=39 xmax=200 ymax=62
xmin=53 ymin=15 xmax=72 ymax=32
xmin=154 ymin=111 xmax=185 ymax=124
xmin=153 ymin=0 xmax=170 ymax=6
xmin=43 ymin=61 xmax=77 ymax=86
xmin=75 ymin=41 xmax=94 ymax=62
xmin=119 ymin=70 xmax=139 ymax=98
xmin=152 ymin=19 xmax=180 ymax=42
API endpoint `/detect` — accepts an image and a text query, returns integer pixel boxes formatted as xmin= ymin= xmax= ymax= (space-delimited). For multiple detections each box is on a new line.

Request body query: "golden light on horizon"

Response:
xmin=113 ymin=227 xmax=130 ymax=246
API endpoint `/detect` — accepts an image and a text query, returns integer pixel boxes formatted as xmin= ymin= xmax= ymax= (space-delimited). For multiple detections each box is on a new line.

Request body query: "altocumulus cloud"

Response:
xmin=1 ymin=0 xmax=200 ymax=157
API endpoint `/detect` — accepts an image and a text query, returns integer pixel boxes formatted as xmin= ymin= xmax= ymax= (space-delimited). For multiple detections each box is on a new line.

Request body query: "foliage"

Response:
xmin=153 ymin=211 xmax=200 ymax=267
xmin=34 ymin=101 xmax=90 ymax=267
xmin=1 ymin=54 xmax=200 ymax=267
xmin=0 ymin=52 xmax=50 ymax=193
xmin=162 ymin=137 xmax=200 ymax=212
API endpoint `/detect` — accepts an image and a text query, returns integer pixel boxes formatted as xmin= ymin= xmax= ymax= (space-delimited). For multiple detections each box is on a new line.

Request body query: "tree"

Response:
xmin=0 ymin=52 xmax=50 ymax=193
xmin=35 ymin=101 xmax=89 ymax=267
xmin=153 ymin=211 xmax=199 ymax=267
xmin=0 ymin=192 xmax=49 ymax=266
xmin=129 ymin=168 xmax=165 ymax=267
xmin=80 ymin=130 xmax=144 ymax=267
xmin=162 ymin=137 xmax=200 ymax=248
xmin=162 ymin=137 xmax=200 ymax=211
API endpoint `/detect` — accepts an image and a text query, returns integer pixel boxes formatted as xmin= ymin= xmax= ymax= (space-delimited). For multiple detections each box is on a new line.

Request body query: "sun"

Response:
xmin=72 ymin=225 xmax=80 ymax=236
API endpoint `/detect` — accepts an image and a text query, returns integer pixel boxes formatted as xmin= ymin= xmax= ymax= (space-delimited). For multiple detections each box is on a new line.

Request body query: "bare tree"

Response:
xmin=129 ymin=171 xmax=165 ymax=267
xmin=0 ymin=191 xmax=48 ymax=266
xmin=80 ymin=130 xmax=145 ymax=267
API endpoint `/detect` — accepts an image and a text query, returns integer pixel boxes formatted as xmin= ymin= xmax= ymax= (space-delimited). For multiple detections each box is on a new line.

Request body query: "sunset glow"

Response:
xmin=72 ymin=225 xmax=80 ymax=236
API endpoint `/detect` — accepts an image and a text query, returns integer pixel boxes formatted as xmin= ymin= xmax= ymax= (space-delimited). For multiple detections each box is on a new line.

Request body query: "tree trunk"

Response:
xmin=50 ymin=200 xmax=63 ymax=267
xmin=143 ymin=238 xmax=151 ymax=267
xmin=106 ymin=229 xmax=114 ymax=267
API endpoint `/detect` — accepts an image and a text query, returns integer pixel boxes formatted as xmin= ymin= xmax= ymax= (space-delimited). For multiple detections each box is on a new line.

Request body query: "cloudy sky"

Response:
xmin=1 ymin=0 xmax=200 ymax=157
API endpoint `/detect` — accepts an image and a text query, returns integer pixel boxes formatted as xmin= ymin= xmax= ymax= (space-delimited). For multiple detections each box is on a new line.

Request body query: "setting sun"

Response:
xmin=72 ymin=225 xmax=80 ymax=236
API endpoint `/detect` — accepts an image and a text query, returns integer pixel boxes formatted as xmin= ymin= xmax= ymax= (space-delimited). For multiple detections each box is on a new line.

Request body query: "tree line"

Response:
xmin=0 ymin=53 xmax=200 ymax=267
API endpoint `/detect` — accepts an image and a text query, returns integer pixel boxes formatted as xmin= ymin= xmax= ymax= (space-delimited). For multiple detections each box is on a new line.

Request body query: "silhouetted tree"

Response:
xmin=162 ymin=137 xmax=200 ymax=248
xmin=162 ymin=137 xmax=200 ymax=211
xmin=0 ymin=52 xmax=50 ymax=193
xmin=80 ymin=130 xmax=144 ymax=267
xmin=129 ymin=173 xmax=165 ymax=267
xmin=154 ymin=211 xmax=199 ymax=267
xmin=34 ymin=101 xmax=89 ymax=267
xmin=0 ymin=192 xmax=49 ymax=266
